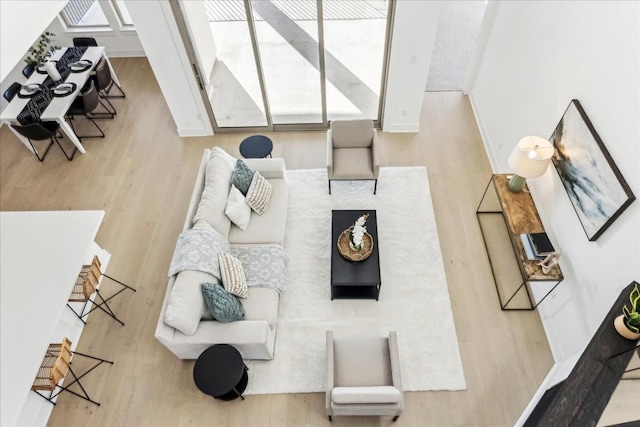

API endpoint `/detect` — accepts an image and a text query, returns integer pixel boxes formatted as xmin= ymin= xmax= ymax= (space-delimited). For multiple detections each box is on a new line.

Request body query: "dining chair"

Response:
xmin=72 ymin=37 xmax=98 ymax=47
xmin=3 ymin=82 xmax=22 ymax=102
xmin=10 ymin=122 xmax=77 ymax=161
xmin=67 ymin=80 xmax=105 ymax=139
xmin=22 ymin=62 xmax=37 ymax=79
xmin=67 ymin=255 xmax=136 ymax=326
xmin=31 ymin=337 xmax=113 ymax=406
xmin=95 ymin=59 xmax=126 ymax=100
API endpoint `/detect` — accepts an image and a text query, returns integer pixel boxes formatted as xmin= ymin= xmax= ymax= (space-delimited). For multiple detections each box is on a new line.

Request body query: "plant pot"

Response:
xmin=614 ymin=315 xmax=640 ymax=340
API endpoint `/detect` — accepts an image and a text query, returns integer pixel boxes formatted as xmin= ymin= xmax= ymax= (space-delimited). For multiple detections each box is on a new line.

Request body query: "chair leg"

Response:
xmin=328 ymin=180 xmax=332 ymax=194
xmin=393 ymin=415 xmax=400 ymax=422
xmin=374 ymin=179 xmax=377 ymax=195
xmin=82 ymin=273 xmax=136 ymax=326
xmin=328 ymin=415 xmax=332 ymax=422
xmin=28 ymin=138 xmax=54 ymax=162
xmin=105 ymin=80 xmax=126 ymax=98
xmin=53 ymin=135 xmax=78 ymax=161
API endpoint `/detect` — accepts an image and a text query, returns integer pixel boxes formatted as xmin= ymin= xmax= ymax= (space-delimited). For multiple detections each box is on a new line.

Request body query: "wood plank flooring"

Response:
xmin=0 ymin=57 xmax=555 ymax=427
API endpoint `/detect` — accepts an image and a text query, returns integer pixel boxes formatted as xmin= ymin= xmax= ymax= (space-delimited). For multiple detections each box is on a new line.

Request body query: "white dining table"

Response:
xmin=0 ymin=47 xmax=120 ymax=155
xmin=0 ymin=210 xmax=106 ymax=427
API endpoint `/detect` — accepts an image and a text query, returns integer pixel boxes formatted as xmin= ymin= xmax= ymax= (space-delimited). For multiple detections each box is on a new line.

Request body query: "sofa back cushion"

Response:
xmin=164 ymin=270 xmax=220 ymax=335
xmin=330 ymin=119 xmax=374 ymax=149
xmin=193 ymin=149 xmax=235 ymax=238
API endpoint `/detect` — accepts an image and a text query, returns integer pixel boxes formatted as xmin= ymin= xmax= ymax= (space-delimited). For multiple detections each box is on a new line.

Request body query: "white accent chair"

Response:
xmin=326 ymin=119 xmax=380 ymax=194
xmin=326 ymin=331 xmax=404 ymax=422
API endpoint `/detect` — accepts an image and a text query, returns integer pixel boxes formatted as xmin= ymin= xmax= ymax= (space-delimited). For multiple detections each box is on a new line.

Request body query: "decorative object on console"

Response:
xmin=337 ymin=227 xmax=374 ymax=262
xmin=537 ymin=252 xmax=561 ymax=275
xmin=550 ymin=99 xmax=635 ymax=241
xmin=507 ymin=136 xmax=554 ymax=192
xmin=614 ymin=282 xmax=640 ymax=340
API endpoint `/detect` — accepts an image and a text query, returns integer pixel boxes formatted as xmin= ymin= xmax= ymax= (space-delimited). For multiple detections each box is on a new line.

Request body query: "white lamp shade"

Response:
xmin=508 ymin=136 xmax=554 ymax=179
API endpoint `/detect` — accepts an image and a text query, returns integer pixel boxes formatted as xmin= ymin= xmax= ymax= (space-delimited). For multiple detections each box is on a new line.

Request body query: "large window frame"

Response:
xmin=59 ymin=0 xmax=134 ymax=32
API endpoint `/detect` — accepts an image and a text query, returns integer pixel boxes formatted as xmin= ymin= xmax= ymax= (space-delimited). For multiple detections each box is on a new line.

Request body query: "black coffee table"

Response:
xmin=193 ymin=344 xmax=248 ymax=401
xmin=239 ymin=135 xmax=273 ymax=158
xmin=331 ymin=210 xmax=381 ymax=300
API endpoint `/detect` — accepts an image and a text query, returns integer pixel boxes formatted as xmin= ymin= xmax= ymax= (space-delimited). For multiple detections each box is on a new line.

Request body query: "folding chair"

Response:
xmin=31 ymin=337 xmax=113 ymax=406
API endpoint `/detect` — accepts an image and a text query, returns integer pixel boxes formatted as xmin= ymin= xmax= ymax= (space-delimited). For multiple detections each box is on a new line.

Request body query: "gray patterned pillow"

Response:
xmin=201 ymin=282 xmax=245 ymax=322
xmin=231 ymin=159 xmax=255 ymax=196
xmin=246 ymin=172 xmax=272 ymax=216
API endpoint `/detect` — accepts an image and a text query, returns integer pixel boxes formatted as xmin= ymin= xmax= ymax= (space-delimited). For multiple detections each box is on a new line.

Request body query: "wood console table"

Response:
xmin=476 ymin=175 xmax=563 ymax=310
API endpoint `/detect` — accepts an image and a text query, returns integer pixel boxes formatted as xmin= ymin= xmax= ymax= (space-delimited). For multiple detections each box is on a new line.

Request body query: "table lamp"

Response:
xmin=507 ymin=136 xmax=554 ymax=192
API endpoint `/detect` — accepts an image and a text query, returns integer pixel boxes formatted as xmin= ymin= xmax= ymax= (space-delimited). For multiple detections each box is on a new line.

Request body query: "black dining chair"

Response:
xmin=10 ymin=121 xmax=77 ymax=161
xmin=73 ymin=37 xmax=98 ymax=47
xmin=67 ymin=80 xmax=105 ymax=140
xmin=3 ymin=82 xmax=22 ymax=102
xmin=22 ymin=63 xmax=37 ymax=79
xmin=95 ymin=60 xmax=125 ymax=100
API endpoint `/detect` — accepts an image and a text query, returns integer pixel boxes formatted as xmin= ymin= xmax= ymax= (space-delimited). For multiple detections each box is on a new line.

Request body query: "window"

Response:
xmin=61 ymin=0 xmax=109 ymax=27
xmin=111 ymin=0 xmax=134 ymax=27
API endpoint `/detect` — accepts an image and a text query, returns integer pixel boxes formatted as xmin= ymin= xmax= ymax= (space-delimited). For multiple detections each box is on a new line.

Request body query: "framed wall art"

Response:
xmin=550 ymin=99 xmax=635 ymax=241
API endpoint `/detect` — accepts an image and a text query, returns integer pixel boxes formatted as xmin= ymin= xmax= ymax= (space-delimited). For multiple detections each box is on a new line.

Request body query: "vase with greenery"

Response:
xmin=614 ymin=282 xmax=640 ymax=340
xmin=25 ymin=32 xmax=60 ymax=64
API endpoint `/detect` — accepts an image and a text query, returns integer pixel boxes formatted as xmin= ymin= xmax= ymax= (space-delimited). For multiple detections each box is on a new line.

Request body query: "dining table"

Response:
xmin=0 ymin=46 xmax=121 ymax=155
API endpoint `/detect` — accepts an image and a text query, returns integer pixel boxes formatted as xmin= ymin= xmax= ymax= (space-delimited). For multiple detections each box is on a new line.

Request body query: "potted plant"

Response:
xmin=25 ymin=32 xmax=60 ymax=64
xmin=614 ymin=282 xmax=640 ymax=340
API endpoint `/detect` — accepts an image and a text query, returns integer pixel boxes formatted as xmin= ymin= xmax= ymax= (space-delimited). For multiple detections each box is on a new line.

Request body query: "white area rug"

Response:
xmin=244 ymin=167 xmax=466 ymax=394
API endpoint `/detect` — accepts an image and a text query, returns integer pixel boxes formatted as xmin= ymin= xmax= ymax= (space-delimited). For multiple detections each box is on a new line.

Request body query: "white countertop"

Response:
xmin=0 ymin=210 xmax=104 ymax=427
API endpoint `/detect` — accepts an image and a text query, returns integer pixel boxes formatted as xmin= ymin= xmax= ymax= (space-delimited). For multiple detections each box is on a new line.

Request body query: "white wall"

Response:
xmin=469 ymin=1 xmax=640 ymax=361
xmin=382 ymin=1 xmax=443 ymax=132
xmin=0 ymin=0 xmax=67 ymax=82
xmin=125 ymin=0 xmax=213 ymax=136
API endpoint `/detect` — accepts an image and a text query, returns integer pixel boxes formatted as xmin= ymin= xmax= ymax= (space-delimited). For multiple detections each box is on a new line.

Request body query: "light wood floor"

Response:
xmin=0 ymin=58 xmax=555 ymax=427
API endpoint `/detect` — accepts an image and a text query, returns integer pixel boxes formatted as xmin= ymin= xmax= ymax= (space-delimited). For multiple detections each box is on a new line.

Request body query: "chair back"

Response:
xmin=330 ymin=119 xmax=374 ymax=149
xmin=95 ymin=63 xmax=113 ymax=92
xmin=73 ymin=37 xmax=98 ymax=47
xmin=22 ymin=63 xmax=36 ymax=79
xmin=3 ymin=82 xmax=22 ymax=102
xmin=77 ymin=80 xmax=100 ymax=114
xmin=32 ymin=338 xmax=72 ymax=391
xmin=11 ymin=123 xmax=56 ymax=141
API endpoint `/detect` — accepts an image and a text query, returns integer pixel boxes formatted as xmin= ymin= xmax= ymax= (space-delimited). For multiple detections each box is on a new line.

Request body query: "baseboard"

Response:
xmin=467 ymin=92 xmax=498 ymax=171
xmin=177 ymin=126 xmax=214 ymax=137
xmin=382 ymin=122 xmax=420 ymax=133
xmin=105 ymin=49 xmax=146 ymax=58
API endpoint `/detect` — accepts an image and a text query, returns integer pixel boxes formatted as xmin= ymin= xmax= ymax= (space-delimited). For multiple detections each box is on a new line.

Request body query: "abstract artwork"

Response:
xmin=550 ymin=99 xmax=635 ymax=241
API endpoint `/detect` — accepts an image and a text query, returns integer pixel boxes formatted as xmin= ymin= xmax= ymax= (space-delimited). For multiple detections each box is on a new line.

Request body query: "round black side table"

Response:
xmin=239 ymin=135 xmax=273 ymax=158
xmin=193 ymin=344 xmax=248 ymax=401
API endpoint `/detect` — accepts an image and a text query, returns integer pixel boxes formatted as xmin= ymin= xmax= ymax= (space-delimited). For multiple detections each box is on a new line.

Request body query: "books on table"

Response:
xmin=520 ymin=232 xmax=555 ymax=260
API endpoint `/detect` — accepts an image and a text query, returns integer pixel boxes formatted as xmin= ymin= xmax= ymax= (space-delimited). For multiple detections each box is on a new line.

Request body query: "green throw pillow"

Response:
xmin=201 ymin=282 xmax=245 ymax=322
xmin=231 ymin=159 xmax=255 ymax=196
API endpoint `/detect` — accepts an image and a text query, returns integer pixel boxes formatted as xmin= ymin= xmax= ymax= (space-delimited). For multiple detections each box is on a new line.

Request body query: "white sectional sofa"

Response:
xmin=155 ymin=147 xmax=288 ymax=360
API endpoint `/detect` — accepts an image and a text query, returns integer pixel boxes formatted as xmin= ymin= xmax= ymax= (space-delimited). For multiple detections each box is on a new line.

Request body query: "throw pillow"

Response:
xmin=218 ymin=251 xmax=249 ymax=298
xmin=225 ymin=185 xmax=251 ymax=231
xmin=245 ymin=172 xmax=272 ymax=216
xmin=231 ymin=159 xmax=255 ymax=196
xmin=201 ymin=282 xmax=245 ymax=322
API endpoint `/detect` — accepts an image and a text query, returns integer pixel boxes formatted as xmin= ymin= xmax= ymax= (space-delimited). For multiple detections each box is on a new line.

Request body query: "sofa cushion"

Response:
xmin=225 ymin=185 xmax=251 ymax=231
xmin=164 ymin=270 xmax=220 ymax=335
xmin=241 ymin=287 xmax=279 ymax=330
xmin=231 ymin=159 xmax=255 ymax=196
xmin=333 ymin=337 xmax=391 ymax=387
xmin=193 ymin=149 xmax=235 ymax=238
xmin=229 ymin=178 xmax=288 ymax=245
xmin=332 ymin=386 xmax=402 ymax=404
xmin=332 ymin=148 xmax=374 ymax=179
xmin=201 ymin=282 xmax=245 ymax=322
xmin=218 ymin=251 xmax=248 ymax=298
xmin=246 ymin=172 xmax=272 ymax=216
